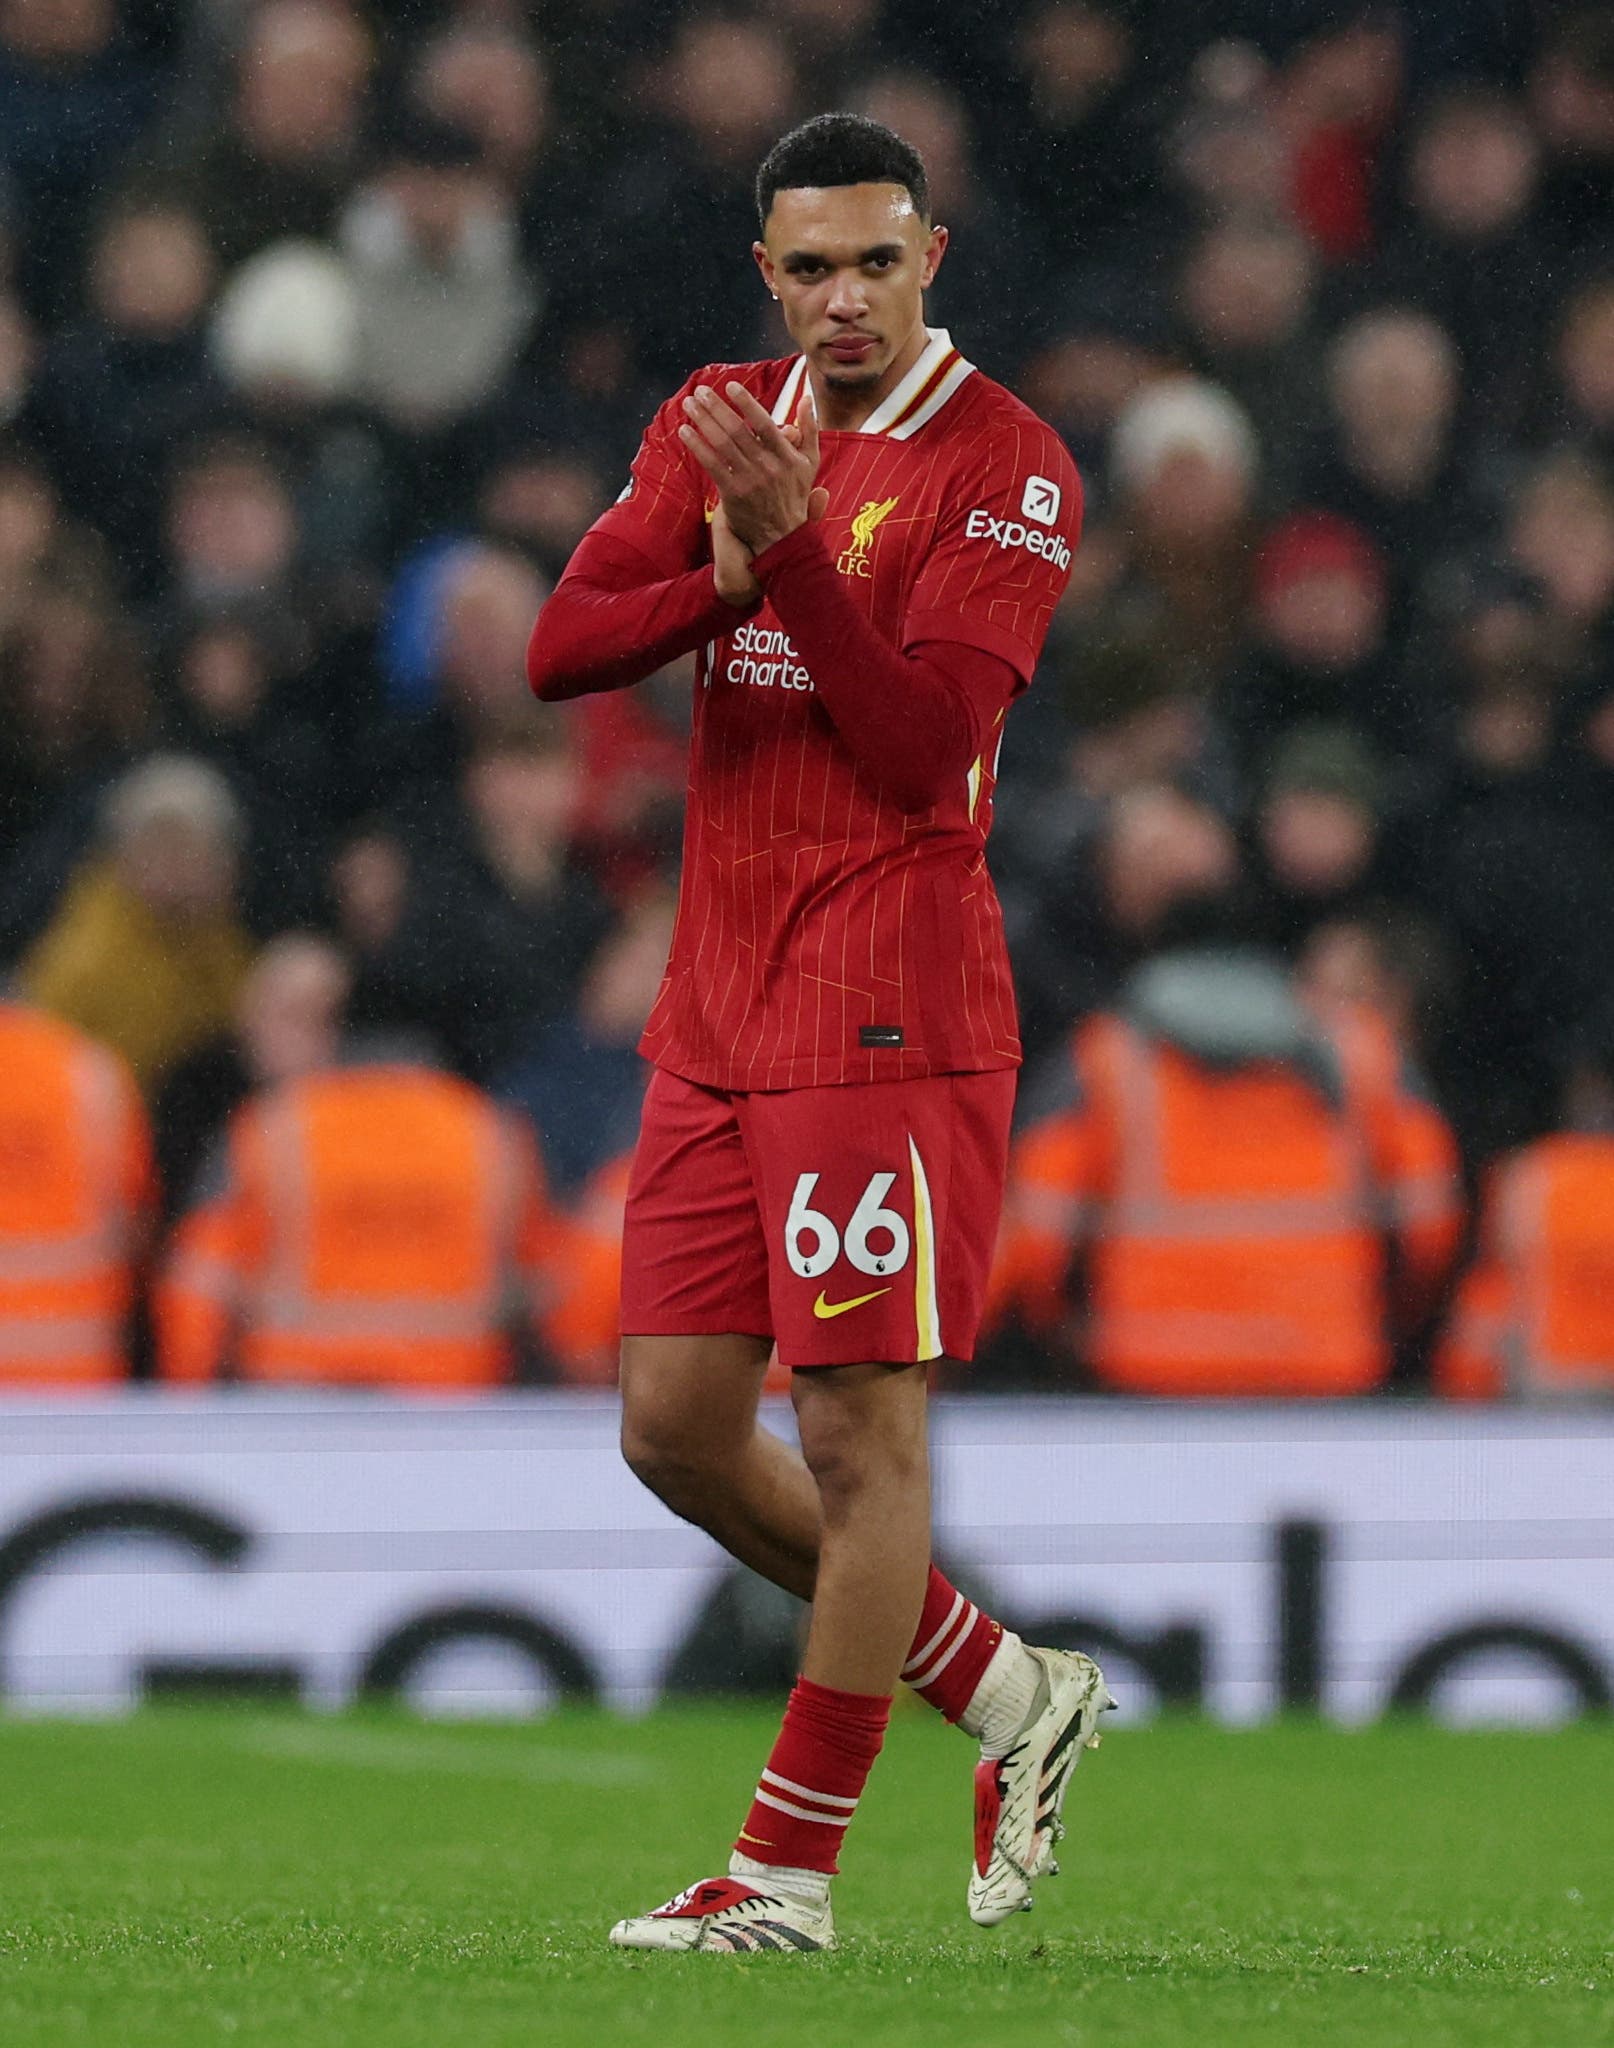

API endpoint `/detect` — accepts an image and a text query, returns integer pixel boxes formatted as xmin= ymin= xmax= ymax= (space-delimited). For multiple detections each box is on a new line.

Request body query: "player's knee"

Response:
xmin=797 ymin=1394 xmax=926 ymax=1521
xmin=619 ymin=1406 xmax=723 ymax=1514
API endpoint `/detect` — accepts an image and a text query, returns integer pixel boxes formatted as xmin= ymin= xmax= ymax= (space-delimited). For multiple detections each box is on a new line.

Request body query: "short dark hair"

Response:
xmin=755 ymin=113 xmax=928 ymax=230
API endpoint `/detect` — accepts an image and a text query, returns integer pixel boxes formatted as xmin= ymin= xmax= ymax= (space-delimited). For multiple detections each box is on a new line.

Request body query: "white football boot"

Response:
xmin=609 ymin=1873 xmax=836 ymax=1953
xmin=968 ymin=1646 xmax=1115 ymax=1927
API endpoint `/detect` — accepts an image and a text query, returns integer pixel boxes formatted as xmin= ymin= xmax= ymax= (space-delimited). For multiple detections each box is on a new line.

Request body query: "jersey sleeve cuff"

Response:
xmin=751 ymin=523 xmax=832 ymax=580
xmin=903 ymin=609 xmax=1040 ymax=683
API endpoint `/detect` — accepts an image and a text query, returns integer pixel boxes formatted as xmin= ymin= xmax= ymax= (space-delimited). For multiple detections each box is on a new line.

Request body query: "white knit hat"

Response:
xmin=1110 ymin=377 xmax=1260 ymax=494
xmin=104 ymin=755 xmax=244 ymax=849
xmin=211 ymin=240 xmax=360 ymax=402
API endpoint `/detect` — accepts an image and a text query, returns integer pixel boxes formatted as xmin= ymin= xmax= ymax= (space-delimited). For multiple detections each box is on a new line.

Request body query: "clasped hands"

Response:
xmin=680 ymin=381 xmax=831 ymax=607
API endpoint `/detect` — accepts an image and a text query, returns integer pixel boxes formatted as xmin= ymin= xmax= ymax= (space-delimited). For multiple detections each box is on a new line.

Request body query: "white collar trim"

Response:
xmin=768 ymin=328 xmax=975 ymax=437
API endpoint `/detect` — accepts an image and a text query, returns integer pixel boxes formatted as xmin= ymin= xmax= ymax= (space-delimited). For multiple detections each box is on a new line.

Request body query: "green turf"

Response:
xmin=1 ymin=1705 xmax=1609 ymax=2048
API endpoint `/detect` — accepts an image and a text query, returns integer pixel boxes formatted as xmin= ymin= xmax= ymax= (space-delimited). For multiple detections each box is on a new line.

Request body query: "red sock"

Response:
xmin=900 ymin=1565 xmax=1004 ymax=1722
xmin=735 ymin=1676 xmax=890 ymax=1876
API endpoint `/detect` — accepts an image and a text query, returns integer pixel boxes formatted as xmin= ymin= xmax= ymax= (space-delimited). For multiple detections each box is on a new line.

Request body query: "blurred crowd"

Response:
xmin=2 ymin=0 xmax=1613 ymax=1397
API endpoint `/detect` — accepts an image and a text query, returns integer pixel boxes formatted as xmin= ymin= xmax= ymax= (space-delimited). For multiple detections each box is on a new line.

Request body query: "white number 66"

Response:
xmin=784 ymin=1172 xmax=911 ymax=1279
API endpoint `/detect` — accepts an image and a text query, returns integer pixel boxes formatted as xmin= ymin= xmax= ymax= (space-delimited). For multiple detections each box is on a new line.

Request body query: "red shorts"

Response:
xmin=620 ymin=1067 xmax=1016 ymax=1368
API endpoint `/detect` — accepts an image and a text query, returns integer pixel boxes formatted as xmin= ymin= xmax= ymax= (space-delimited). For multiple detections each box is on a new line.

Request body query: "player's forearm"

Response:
xmin=526 ymin=532 xmax=748 ymax=701
xmin=751 ymin=525 xmax=1000 ymax=812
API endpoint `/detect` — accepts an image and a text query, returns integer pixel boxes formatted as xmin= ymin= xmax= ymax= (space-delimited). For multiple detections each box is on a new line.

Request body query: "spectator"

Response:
xmin=1370 ymin=87 xmax=1544 ymax=428
xmin=0 ymin=525 xmax=150 ymax=911
xmin=155 ymin=1049 xmax=572 ymax=1388
xmin=152 ymin=929 xmax=350 ymax=1223
xmin=473 ymin=447 xmax=611 ymax=589
xmin=154 ymin=0 xmax=374 ymax=272
xmin=341 ymin=715 xmax=609 ymax=1080
xmin=562 ymin=651 xmax=691 ymax=897
xmin=407 ymin=14 xmax=593 ymax=300
xmin=0 ymin=283 xmax=37 ymax=437
xmin=159 ymin=603 xmax=337 ymax=844
xmin=1550 ymin=272 xmax=1614 ymax=464
xmin=21 ymin=755 xmax=254 ymax=1090
xmin=207 ymin=239 xmax=390 ymax=578
xmin=0 ymin=995 xmax=154 ymax=1385
xmin=996 ymin=624 xmax=1238 ymax=953
xmin=1009 ymin=781 xmax=1241 ymax=1061
xmin=1301 ymin=309 xmax=1467 ymax=625
xmin=1438 ymin=1033 xmax=1614 ymax=1399
xmin=853 ymin=68 xmax=1030 ymax=372
xmin=1169 ymin=39 xmax=1291 ymax=227
xmin=1529 ymin=8 xmax=1614 ymax=271
xmin=160 ymin=431 xmax=302 ymax=612
xmin=0 ymin=0 xmax=156 ymax=318
xmin=409 ymin=18 xmax=553 ymax=200
xmin=769 ymin=0 xmax=889 ymax=101
xmin=0 ymin=434 xmax=54 ymax=635
xmin=1505 ymin=452 xmax=1614 ymax=677
xmin=1249 ymin=722 xmax=1392 ymax=954
xmin=1413 ymin=647 xmax=1614 ymax=1161
xmin=375 ymin=539 xmax=551 ymax=807
xmin=1297 ymin=902 xmax=1460 ymax=1082
xmin=29 ymin=198 xmax=223 ymax=589
xmin=497 ymin=883 xmax=676 ymax=1196
xmin=993 ymin=938 xmax=1461 ymax=1394
xmin=1108 ymin=377 xmax=1261 ymax=689
xmin=337 ymin=110 xmax=534 ymax=434
xmin=1226 ymin=510 xmax=1401 ymax=765
xmin=1001 ymin=1 xmax=1169 ymax=269
xmin=1017 ymin=287 xmax=1169 ymax=482
xmin=600 ymin=16 xmax=797 ymax=381
xmin=1176 ymin=215 xmax=1319 ymax=488
xmin=1276 ymin=11 xmax=1404 ymax=265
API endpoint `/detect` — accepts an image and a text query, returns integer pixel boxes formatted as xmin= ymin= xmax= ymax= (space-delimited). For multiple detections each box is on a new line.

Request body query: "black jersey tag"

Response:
xmin=860 ymin=1025 xmax=904 ymax=1048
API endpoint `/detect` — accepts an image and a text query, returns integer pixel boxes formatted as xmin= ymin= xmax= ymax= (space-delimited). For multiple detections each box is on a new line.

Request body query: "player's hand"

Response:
xmin=681 ymin=382 xmax=827 ymax=556
xmin=710 ymin=499 xmax=762 ymax=608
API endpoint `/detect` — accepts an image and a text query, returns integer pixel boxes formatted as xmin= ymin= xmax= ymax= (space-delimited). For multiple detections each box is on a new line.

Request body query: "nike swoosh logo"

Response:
xmin=812 ymin=1288 xmax=892 ymax=1320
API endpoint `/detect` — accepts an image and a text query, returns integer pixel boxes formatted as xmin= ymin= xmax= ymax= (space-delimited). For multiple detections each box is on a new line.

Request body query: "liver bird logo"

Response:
xmin=838 ymin=495 xmax=900 ymax=577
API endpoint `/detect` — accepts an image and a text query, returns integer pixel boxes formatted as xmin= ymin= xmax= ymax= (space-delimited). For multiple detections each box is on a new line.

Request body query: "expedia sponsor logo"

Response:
xmin=725 ymin=621 xmax=815 ymax=692
xmin=966 ymin=507 xmax=1073 ymax=570
xmin=1021 ymin=475 xmax=1061 ymax=525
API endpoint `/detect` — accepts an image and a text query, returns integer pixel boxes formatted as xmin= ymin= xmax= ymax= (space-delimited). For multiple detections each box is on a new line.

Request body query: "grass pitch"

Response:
xmin=1 ymin=1706 xmax=1609 ymax=2048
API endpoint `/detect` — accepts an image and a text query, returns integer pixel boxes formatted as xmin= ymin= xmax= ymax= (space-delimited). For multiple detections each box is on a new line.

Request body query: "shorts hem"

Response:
xmin=619 ymin=1322 xmax=775 ymax=1341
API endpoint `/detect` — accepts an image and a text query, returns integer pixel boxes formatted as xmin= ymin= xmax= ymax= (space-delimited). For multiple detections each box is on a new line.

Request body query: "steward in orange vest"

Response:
xmin=541 ymin=1148 xmax=630 ymax=1386
xmin=0 ymin=1001 xmax=155 ymax=1385
xmin=994 ymin=949 xmax=1462 ymax=1396
xmin=156 ymin=1061 xmax=572 ymax=1388
xmin=1437 ymin=1132 xmax=1614 ymax=1399
xmin=544 ymin=1146 xmax=790 ymax=1394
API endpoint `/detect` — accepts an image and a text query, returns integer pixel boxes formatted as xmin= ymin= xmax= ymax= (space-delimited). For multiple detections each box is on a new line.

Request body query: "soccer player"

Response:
xmin=527 ymin=113 xmax=1111 ymax=1954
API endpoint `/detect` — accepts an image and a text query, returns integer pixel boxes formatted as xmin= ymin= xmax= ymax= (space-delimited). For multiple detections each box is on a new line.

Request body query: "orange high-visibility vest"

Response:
xmin=1436 ymin=1135 xmax=1614 ymax=1399
xmin=543 ymin=1146 xmax=791 ymax=1392
xmin=996 ymin=1011 xmax=1461 ymax=1397
xmin=542 ymin=1151 xmax=631 ymax=1386
xmin=156 ymin=1067 xmax=570 ymax=1388
xmin=0 ymin=1003 xmax=154 ymax=1385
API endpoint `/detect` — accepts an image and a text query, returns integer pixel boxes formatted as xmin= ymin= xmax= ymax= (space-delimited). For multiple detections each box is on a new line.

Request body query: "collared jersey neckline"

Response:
xmin=768 ymin=327 xmax=976 ymax=441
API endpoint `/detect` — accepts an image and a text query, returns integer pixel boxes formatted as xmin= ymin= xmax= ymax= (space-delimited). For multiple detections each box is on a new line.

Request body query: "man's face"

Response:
xmin=755 ymin=183 xmax=945 ymax=392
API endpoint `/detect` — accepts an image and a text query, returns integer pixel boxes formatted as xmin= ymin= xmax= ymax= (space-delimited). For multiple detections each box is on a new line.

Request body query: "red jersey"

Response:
xmin=585 ymin=328 xmax=1080 ymax=1091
